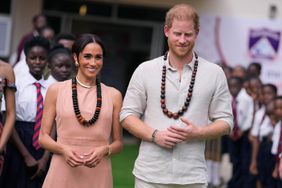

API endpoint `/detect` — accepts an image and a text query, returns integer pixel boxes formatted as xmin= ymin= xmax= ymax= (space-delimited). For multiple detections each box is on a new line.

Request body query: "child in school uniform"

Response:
xmin=0 ymin=36 xmax=51 ymax=188
xmin=250 ymin=84 xmax=277 ymax=188
xmin=45 ymin=45 xmax=73 ymax=85
xmin=272 ymin=96 xmax=282 ymax=188
xmin=227 ymin=76 xmax=253 ymax=188
xmin=240 ymin=76 xmax=262 ymax=188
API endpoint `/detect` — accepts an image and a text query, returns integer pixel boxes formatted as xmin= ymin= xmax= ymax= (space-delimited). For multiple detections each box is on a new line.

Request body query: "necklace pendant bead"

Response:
xmin=172 ymin=113 xmax=179 ymax=119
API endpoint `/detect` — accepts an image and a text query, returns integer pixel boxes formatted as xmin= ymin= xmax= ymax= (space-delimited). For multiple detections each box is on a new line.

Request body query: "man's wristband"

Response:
xmin=279 ymin=153 xmax=282 ymax=159
xmin=152 ymin=129 xmax=158 ymax=143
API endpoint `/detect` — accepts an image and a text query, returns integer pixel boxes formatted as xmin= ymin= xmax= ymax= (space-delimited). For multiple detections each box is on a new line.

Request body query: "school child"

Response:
xmin=271 ymin=96 xmax=282 ymax=188
xmin=46 ymin=45 xmax=73 ymax=85
xmin=0 ymin=36 xmax=51 ymax=188
xmin=250 ymin=84 xmax=277 ymax=188
xmin=227 ymin=76 xmax=253 ymax=188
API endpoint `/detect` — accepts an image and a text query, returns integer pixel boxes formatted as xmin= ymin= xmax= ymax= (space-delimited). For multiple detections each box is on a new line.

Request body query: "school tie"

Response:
xmin=231 ymin=97 xmax=239 ymax=139
xmin=32 ymin=83 xmax=43 ymax=150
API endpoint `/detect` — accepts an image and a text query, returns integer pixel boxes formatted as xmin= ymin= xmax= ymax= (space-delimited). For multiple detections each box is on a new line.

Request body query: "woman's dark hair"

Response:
xmin=72 ymin=33 xmax=106 ymax=58
xmin=24 ymin=36 xmax=50 ymax=56
xmin=47 ymin=44 xmax=72 ymax=66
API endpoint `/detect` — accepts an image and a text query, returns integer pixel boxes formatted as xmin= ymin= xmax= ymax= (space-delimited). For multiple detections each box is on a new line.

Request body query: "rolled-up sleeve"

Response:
xmin=120 ymin=64 xmax=147 ymax=122
xmin=208 ymin=68 xmax=234 ymax=131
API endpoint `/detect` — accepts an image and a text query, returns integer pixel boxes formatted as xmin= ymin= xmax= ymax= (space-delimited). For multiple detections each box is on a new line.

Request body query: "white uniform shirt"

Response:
xmin=251 ymin=106 xmax=274 ymax=140
xmin=271 ymin=121 xmax=282 ymax=155
xmin=13 ymin=59 xmax=29 ymax=80
xmin=45 ymin=75 xmax=58 ymax=86
xmin=120 ymin=53 xmax=233 ymax=184
xmin=15 ymin=72 xmax=50 ymax=122
xmin=235 ymin=88 xmax=254 ymax=131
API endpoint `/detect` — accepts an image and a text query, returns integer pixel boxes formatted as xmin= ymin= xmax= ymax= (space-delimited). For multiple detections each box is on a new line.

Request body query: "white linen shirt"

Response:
xmin=15 ymin=72 xmax=49 ymax=122
xmin=120 ymin=53 xmax=233 ymax=184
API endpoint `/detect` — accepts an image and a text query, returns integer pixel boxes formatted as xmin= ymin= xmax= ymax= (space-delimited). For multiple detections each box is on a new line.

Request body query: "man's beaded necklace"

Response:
xmin=160 ymin=52 xmax=198 ymax=119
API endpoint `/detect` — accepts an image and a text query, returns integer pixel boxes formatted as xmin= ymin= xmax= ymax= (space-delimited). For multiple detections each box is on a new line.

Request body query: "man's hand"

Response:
xmin=167 ymin=118 xmax=202 ymax=142
xmin=154 ymin=129 xmax=186 ymax=149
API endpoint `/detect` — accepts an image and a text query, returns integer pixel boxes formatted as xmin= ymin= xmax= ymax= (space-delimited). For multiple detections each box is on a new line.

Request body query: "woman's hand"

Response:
xmin=83 ymin=146 xmax=108 ymax=168
xmin=63 ymin=145 xmax=84 ymax=168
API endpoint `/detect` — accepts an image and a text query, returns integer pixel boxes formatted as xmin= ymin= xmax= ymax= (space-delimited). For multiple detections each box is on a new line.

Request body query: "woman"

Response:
xmin=39 ymin=33 xmax=123 ymax=188
xmin=0 ymin=61 xmax=16 ymax=175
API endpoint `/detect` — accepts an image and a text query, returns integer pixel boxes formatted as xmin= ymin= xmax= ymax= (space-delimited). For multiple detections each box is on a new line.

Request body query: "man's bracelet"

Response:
xmin=152 ymin=129 xmax=159 ymax=143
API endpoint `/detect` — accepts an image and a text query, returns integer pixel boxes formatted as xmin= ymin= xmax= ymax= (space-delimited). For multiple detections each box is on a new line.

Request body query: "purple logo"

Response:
xmin=248 ymin=28 xmax=280 ymax=60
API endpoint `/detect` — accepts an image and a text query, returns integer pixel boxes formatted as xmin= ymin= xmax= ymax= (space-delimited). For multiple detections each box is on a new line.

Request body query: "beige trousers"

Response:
xmin=135 ymin=178 xmax=207 ymax=188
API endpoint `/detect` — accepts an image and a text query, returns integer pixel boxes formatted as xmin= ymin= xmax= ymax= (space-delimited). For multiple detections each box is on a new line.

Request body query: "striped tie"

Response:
xmin=33 ymin=83 xmax=43 ymax=150
xmin=231 ymin=97 xmax=239 ymax=139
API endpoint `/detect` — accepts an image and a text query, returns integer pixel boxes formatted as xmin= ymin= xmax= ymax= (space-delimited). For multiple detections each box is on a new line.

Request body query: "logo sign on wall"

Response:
xmin=248 ymin=28 xmax=281 ymax=60
xmin=195 ymin=15 xmax=282 ymax=94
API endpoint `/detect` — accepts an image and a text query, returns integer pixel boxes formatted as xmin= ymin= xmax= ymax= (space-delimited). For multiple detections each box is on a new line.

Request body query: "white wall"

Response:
xmin=189 ymin=0 xmax=282 ymax=20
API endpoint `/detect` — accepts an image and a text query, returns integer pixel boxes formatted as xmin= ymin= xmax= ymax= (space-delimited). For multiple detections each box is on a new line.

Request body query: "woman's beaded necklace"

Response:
xmin=160 ymin=52 xmax=198 ymax=119
xmin=72 ymin=77 xmax=102 ymax=126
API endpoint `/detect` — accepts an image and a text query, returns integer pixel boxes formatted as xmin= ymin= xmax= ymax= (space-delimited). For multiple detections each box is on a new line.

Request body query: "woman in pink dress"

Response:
xmin=39 ymin=34 xmax=123 ymax=188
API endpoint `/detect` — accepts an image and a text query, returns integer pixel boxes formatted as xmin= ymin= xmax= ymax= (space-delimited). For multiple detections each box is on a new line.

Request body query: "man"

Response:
xmin=120 ymin=3 xmax=233 ymax=188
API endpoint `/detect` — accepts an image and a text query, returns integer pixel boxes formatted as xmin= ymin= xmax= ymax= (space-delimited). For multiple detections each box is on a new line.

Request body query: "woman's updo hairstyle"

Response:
xmin=72 ymin=33 xmax=106 ymax=58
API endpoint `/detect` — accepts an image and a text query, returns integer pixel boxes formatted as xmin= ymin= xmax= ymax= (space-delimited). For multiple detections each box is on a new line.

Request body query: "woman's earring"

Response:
xmin=75 ymin=61 xmax=79 ymax=67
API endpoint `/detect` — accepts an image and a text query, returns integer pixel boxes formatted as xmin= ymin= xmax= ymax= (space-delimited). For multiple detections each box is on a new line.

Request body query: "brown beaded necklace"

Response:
xmin=160 ymin=52 xmax=198 ymax=119
xmin=72 ymin=77 xmax=102 ymax=127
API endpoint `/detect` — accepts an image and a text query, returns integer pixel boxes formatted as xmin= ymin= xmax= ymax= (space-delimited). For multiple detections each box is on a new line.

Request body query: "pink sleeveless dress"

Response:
xmin=43 ymin=80 xmax=113 ymax=188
